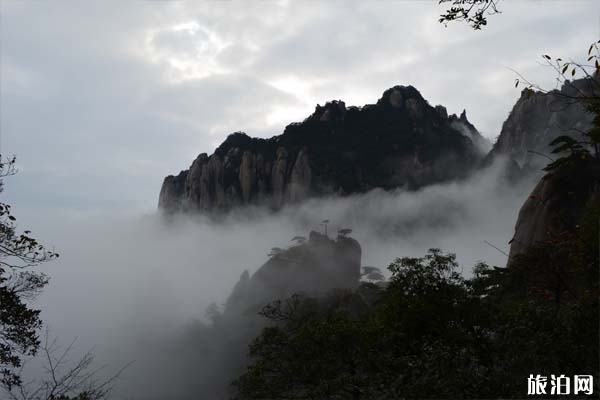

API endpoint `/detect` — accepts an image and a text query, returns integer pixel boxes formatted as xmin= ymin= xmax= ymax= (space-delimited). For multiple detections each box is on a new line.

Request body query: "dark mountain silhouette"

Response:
xmin=159 ymin=79 xmax=599 ymax=235
xmin=159 ymin=85 xmax=488 ymax=213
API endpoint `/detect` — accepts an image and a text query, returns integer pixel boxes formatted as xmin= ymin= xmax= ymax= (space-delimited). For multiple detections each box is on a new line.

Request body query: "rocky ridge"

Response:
xmin=159 ymin=85 xmax=488 ymax=213
xmin=488 ymin=77 xmax=596 ymax=169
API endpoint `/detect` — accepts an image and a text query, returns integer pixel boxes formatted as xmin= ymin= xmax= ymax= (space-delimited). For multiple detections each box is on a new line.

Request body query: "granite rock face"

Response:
xmin=158 ymin=170 xmax=187 ymax=211
xmin=508 ymin=160 xmax=600 ymax=261
xmin=159 ymin=85 xmax=487 ymax=213
xmin=488 ymin=77 xmax=597 ymax=169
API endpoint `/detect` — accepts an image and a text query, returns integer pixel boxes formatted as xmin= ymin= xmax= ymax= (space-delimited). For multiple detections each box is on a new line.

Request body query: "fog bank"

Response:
xmin=14 ymin=159 xmax=538 ymax=399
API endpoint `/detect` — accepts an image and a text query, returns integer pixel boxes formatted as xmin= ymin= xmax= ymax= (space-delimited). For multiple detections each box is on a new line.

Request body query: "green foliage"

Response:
xmin=482 ymin=206 xmax=600 ymax=393
xmin=439 ymin=0 xmax=500 ymax=30
xmin=585 ymin=95 xmax=600 ymax=156
xmin=234 ymin=291 xmax=380 ymax=399
xmin=543 ymin=135 xmax=592 ymax=171
xmin=234 ymin=207 xmax=599 ymax=399
xmin=0 ymin=157 xmax=57 ymax=390
xmin=0 ymin=275 xmax=43 ymax=389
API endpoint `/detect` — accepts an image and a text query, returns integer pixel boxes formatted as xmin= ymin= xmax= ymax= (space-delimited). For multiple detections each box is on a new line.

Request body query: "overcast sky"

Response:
xmin=1 ymin=0 xmax=599 ymax=218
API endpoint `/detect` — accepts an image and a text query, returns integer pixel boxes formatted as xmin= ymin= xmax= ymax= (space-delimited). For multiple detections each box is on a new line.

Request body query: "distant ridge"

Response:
xmin=159 ymin=85 xmax=488 ymax=213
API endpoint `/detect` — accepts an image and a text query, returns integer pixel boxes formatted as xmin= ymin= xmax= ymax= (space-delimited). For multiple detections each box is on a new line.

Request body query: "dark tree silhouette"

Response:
xmin=3 ymin=330 xmax=128 ymax=400
xmin=0 ymin=157 xmax=58 ymax=389
xmin=234 ymin=226 xmax=599 ymax=398
xmin=360 ymin=266 xmax=384 ymax=282
xmin=337 ymin=228 xmax=352 ymax=237
xmin=439 ymin=0 xmax=500 ymax=30
xmin=290 ymin=236 xmax=306 ymax=245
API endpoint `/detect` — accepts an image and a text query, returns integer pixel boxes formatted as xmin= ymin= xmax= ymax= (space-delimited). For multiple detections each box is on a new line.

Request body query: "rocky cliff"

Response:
xmin=488 ymin=77 xmax=596 ymax=169
xmin=224 ymin=230 xmax=362 ymax=315
xmin=499 ymin=76 xmax=600 ymax=261
xmin=159 ymin=85 xmax=487 ymax=213
xmin=508 ymin=159 xmax=600 ymax=261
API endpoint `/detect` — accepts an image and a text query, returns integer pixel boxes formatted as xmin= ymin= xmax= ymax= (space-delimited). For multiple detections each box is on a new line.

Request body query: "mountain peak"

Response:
xmin=159 ymin=84 xmax=487 ymax=213
xmin=306 ymin=100 xmax=347 ymax=123
xmin=489 ymin=76 xmax=596 ymax=168
xmin=377 ymin=85 xmax=427 ymax=109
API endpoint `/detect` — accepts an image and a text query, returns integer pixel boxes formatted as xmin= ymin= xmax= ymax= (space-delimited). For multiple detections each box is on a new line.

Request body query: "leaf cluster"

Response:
xmin=438 ymin=0 xmax=500 ymax=30
xmin=0 ymin=156 xmax=58 ymax=389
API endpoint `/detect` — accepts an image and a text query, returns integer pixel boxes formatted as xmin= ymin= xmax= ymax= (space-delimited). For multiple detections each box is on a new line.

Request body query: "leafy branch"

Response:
xmin=439 ymin=0 xmax=501 ymax=30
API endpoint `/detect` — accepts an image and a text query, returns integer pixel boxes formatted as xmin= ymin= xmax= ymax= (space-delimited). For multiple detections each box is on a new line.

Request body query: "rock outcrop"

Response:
xmin=159 ymin=85 xmax=487 ymax=213
xmin=449 ymin=109 xmax=492 ymax=153
xmin=488 ymin=77 xmax=597 ymax=169
xmin=508 ymin=159 xmax=600 ymax=261
xmin=224 ymin=230 xmax=362 ymax=315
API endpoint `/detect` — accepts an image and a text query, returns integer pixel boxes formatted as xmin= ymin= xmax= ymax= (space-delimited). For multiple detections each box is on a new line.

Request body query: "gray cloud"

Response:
xmin=1 ymin=1 xmax=597 ymax=214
